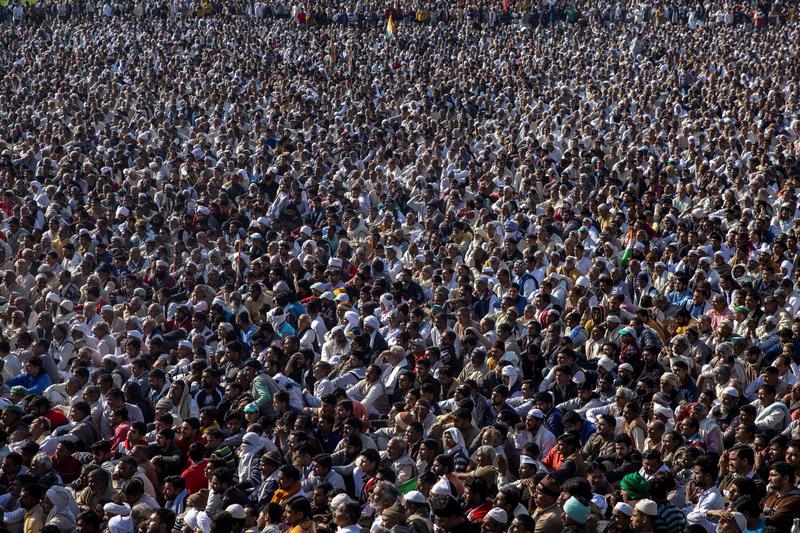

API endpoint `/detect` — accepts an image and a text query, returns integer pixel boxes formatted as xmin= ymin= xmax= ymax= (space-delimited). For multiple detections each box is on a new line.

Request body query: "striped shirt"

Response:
xmin=654 ymin=501 xmax=686 ymax=533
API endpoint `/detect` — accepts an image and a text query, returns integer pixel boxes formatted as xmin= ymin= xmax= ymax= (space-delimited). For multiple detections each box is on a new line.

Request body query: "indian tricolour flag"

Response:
xmin=386 ymin=15 xmax=396 ymax=40
xmin=620 ymin=228 xmax=636 ymax=268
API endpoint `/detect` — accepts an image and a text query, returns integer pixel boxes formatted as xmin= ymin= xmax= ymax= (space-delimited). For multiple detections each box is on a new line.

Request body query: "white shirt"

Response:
xmin=685 ymin=486 xmax=724 ymax=532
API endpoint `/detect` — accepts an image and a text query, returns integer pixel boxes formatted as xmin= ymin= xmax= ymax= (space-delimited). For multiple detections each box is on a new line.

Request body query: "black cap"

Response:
xmin=431 ymin=495 xmax=463 ymax=518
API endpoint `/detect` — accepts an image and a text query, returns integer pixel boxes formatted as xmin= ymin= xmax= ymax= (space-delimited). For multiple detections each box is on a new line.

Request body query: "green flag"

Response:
xmin=396 ymin=476 xmax=418 ymax=494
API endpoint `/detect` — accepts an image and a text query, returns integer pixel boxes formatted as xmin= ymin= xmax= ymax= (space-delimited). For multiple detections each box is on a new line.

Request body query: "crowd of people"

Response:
xmin=0 ymin=1 xmax=796 ymax=533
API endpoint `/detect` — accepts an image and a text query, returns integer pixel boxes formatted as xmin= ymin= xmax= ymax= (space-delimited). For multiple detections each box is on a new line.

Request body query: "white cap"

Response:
xmin=653 ymin=405 xmax=674 ymax=419
xmin=273 ymin=281 xmax=290 ymax=293
xmin=597 ymin=356 xmax=616 ymax=371
xmin=485 ymin=508 xmax=508 ymax=524
xmin=431 ymin=481 xmax=451 ymax=495
xmin=330 ymin=493 xmax=355 ymax=510
xmin=614 ymin=502 xmax=633 ymax=517
xmin=722 ymin=386 xmax=739 ymax=398
xmin=635 ymin=499 xmax=658 ymax=517
xmin=619 ymin=363 xmax=634 ymax=373
xmin=103 ymin=502 xmax=131 ymax=516
xmin=225 ymin=504 xmax=245 ymax=520
xmin=528 ymin=408 xmax=545 ymax=419
xmin=403 ymin=490 xmax=427 ymax=505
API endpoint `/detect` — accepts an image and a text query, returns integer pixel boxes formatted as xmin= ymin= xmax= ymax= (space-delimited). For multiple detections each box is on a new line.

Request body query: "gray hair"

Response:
xmin=387 ymin=437 xmax=407 ymax=453
xmin=373 ymin=480 xmax=399 ymax=503
xmin=32 ymin=453 xmax=52 ymax=469
xmin=617 ymin=388 xmax=635 ymax=401
xmin=476 ymin=445 xmax=496 ymax=463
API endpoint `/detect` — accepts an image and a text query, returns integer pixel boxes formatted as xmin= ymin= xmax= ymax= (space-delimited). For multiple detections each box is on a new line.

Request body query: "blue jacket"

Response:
xmin=7 ymin=373 xmax=52 ymax=394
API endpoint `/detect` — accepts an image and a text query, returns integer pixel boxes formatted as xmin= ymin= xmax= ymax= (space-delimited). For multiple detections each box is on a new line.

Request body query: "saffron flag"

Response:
xmin=386 ymin=15 xmax=396 ymax=40
xmin=503 ymin=0 xmax=509 ymax=12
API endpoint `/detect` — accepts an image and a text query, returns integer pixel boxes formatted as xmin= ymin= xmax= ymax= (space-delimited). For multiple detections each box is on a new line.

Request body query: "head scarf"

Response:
xmin=344 ymin=310 xmax=360 ymax=334
xmin=45 ymin=486 xmax=77 ymax=530
xmin=501 ymin=365 xmax=519 ymax=389
xmin=238 ymin=431 xmax=265 ymax=483
xmin=172 ymin=380 xmax=194 ymax=420
xmin=443 ymin=427 xmax=466 ymax=455
xmin=620 ymin=472 xmax=651 ymax=500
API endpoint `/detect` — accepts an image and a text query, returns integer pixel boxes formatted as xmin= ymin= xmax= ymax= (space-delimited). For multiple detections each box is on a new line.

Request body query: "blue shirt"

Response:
xmin=578 ymin=420 xmax=596 ymax=445
xmin=667 ymin=289 xmax=691 ymax=308
xmin=544 ymin=408 xmax=564 ymax=436
xmin=7 ymin=373 xmax=52 ymax=394
xmin=240 ymin=325 xmax=257 ymax=347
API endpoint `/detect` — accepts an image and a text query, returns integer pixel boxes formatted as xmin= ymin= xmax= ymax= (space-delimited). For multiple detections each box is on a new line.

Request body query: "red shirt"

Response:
xmin=181 ymin=459 xmax=209 ymax=495
xmin=44 ymin=409 xmax=68 ymax=430
xmin=51 ymin=454 xmax=81 ymax=484
xmin=176 ymin=434 xmax=206 ymax=465
xmin=467 ymin=500 xmax=493 ymax=523
xmin=541 ymin=446 xmax=565 ymax=472
xmin=109 ymin=423 xmax=130 ymax=455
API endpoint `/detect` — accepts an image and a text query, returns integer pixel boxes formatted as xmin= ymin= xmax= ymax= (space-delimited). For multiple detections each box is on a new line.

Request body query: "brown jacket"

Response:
xmin=532 ymin=503 xmax=563 ymax=533
xmin=763 ymin=487 xmax=800 ymax=531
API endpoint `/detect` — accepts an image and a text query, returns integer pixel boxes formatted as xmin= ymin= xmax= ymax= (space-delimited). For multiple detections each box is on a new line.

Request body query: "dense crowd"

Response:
xmin=0 ymin=1 xmax=796 ymax=533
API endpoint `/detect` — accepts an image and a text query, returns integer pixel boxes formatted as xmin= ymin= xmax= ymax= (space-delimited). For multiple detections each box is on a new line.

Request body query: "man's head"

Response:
xmin=631 ymin=499 xmax=657 ymax=531
xmin=728 ymin=446 xmax=755 ymax=476
xmin=532 ymin=472 xmax=560 ymax=508
xmin=432 ymin=496 xmax=465 ymax=530
xmin=77 ymin=509 xmax=101 ymax=533
xmin=768 ymin=461 xmax=795 ymax=493
xmin=19 ymin=483 xmax=43 ymax=511
xmin=614 ymin=433 xmax=634 ymax=459
xmin=369 ymin=480 xmax=399 ymax=513
xmin=162 ymin=476 xmax=185 ymax=501
xmin=210 ymin=468 xmax=236 ymax=494
xmin=693 ymin=456 xmax=719 ymax=490
xmin=146 ymin=509 xmax=177 ymax=533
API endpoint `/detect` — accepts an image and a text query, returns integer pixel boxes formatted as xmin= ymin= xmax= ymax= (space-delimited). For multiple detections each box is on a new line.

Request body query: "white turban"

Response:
xmin=196 ymin=511 xmax=212 ymax=533
xmin=108 ymin=516 xmax=135 ymax=533
xmin=501 ymin=365 xmax=520 ymax=389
